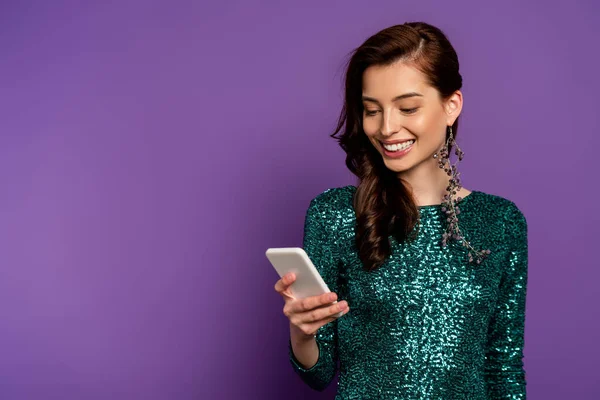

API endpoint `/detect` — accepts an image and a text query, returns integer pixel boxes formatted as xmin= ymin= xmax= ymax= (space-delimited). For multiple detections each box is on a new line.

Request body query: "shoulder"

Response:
xmin=304 ymin=185 xmax=356 ymax=233
xmin=307 ymin=185 xmax=356 ymax=213
xmin=473 ymin=190 xmax=527 ymax=236
xmin=476 ymin=190 xmax=526 ymax=218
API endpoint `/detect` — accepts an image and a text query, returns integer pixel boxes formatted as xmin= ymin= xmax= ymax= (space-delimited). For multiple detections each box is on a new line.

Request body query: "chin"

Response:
xmin=382 ymin=159 xmax=413 ymax=173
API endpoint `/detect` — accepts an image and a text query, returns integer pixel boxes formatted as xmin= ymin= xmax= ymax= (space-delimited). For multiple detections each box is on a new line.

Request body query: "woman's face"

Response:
xmin=361 ymin=61 xmax=462 ymax=174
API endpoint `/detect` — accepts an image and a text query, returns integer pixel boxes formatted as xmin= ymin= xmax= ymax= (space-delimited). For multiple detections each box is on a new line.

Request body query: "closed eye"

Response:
xmin=364 ymin=108 xmax=418 ymax=117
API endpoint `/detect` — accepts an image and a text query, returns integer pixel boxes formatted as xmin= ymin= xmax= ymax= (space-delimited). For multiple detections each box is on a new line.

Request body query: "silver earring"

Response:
xmin=437 ymin=125 xmax=491 ymax=264
xmin=433 ymin=126 xmax=452 ymax=159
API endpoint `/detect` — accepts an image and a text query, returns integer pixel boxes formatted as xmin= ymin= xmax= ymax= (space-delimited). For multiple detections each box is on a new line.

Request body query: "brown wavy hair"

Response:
xmin=330 ymin=22 xmax=463 ymax=272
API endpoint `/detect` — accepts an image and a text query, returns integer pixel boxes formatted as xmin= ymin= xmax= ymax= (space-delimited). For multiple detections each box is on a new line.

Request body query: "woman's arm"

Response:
xmin=484 ymin=203 xmax=529 ymax=399
xmin=288 ymin=196 xmax=340 ymax=391
xmin=289 ymin=325 xmax=319 ymax=369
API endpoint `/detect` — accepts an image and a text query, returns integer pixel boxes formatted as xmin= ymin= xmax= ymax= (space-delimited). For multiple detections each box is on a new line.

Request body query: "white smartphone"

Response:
xmin=266 ymin=247 xmax=343 ymax=317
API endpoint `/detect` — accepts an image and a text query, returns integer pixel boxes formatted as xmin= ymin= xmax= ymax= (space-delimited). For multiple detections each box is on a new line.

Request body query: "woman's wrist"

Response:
xmin=290 ymin=322 xmax=316 ymax=343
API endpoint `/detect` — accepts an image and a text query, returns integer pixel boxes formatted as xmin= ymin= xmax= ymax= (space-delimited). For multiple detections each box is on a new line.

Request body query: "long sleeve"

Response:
xmin=484 ymin=203 xmax=529 ymax=399
xmin=288 ymin=196 xmax=339 ymax=391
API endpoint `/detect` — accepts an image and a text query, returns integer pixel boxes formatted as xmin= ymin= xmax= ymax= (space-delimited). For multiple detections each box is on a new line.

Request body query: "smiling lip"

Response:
xmin=381 ymin=140 xmax=414 ymax=158
xmin=380 ymin=139 xmax=415 ymax=145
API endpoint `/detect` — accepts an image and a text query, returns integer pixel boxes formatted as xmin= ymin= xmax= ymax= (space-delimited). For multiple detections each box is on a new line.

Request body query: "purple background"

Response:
xmin=1 ymin=1 xmax=598 ymax=399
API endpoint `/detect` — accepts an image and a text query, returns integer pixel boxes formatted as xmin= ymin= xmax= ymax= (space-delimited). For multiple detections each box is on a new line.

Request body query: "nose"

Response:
xmin=380 ymin=109 xmax=401 ymax=137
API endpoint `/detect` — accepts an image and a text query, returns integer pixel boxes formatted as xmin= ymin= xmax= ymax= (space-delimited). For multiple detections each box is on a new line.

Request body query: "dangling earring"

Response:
xmin=432 ymin=126 xmax=451 ymax=162
xmin=435 ymin=126 xmax=491 ymax=264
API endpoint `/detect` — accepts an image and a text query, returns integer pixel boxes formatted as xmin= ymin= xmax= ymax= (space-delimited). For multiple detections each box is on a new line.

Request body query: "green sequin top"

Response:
xmin=288 ymin=185 xmax=528 ymax=399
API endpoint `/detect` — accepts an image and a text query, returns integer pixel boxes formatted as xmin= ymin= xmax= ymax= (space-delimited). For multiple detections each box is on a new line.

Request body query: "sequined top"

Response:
xmin=288 ymin=185 xmax=528 ymax=399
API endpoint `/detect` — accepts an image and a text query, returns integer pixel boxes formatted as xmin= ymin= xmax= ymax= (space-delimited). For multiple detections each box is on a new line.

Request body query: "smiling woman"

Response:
xmin=273 ymin=21 xmax=529 ymax=399
xmin=361 ymin=64 xmax=459 ymax=163
xmin=330 ymin=22 xmax=488 ymax=269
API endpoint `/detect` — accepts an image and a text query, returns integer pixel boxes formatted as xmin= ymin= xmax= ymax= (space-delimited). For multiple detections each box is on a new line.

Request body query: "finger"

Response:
xmin=292 ymin=292 xmax=338 ymax=313
xmin=301 ymin=306 xmax=350 ymax=332
xmin=274 ymin=273 xmax=296 ymax=293
xmin=298 ymin=300 xmax=348 ymax=323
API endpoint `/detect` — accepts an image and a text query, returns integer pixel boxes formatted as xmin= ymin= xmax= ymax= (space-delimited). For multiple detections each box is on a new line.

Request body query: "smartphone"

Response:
xmin=266 ymin=247 xmax=343 ymax=317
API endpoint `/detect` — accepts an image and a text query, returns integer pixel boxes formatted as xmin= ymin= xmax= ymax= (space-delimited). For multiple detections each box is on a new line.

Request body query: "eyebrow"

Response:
xmin=361 ymin=92 xmax=423 ymax=103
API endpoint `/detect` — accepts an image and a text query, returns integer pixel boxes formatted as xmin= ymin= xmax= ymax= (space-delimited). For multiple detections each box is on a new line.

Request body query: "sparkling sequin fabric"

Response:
xmin=288 ymin=185 xmax=528 ymax=399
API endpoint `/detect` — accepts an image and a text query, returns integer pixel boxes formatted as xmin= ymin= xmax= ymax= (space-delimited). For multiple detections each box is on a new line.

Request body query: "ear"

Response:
xmin=444 ymin=90 xmax=463 ymax=126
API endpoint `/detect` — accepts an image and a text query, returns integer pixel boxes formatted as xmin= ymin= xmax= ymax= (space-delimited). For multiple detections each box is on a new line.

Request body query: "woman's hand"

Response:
xmin=274 ymin=272 xmax=349 ymax=339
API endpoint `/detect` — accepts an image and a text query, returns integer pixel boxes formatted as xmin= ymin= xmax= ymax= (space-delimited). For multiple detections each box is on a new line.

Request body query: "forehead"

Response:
xmin=362 ymin=61 xmax=433 ymax=98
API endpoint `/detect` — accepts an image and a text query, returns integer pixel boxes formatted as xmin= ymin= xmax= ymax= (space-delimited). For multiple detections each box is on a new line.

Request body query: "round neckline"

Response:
xmin=417 ymin=190 xmax=478 ymax=209
xmin=347 ymin=186 xmax=479 ymax=210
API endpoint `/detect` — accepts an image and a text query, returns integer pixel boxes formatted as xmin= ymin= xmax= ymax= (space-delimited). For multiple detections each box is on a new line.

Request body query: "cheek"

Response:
xmin=408 ymin=115 xmax=430 ymax=134
xmin=411 ymin=114 xmax=443 ymax=139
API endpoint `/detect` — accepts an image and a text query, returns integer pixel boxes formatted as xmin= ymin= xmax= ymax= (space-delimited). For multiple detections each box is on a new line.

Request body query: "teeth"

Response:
xmin=383 ymin=140 xmax=414 ymax=152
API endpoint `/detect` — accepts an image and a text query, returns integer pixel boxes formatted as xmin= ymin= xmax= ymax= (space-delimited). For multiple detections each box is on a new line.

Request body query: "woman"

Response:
xmin=274 ymin=21 xmax=528 ymax=399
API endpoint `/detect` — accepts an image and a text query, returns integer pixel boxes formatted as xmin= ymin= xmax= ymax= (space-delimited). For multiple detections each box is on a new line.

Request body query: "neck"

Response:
xmin=398 ymin=156 xmax=453 ymax=207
